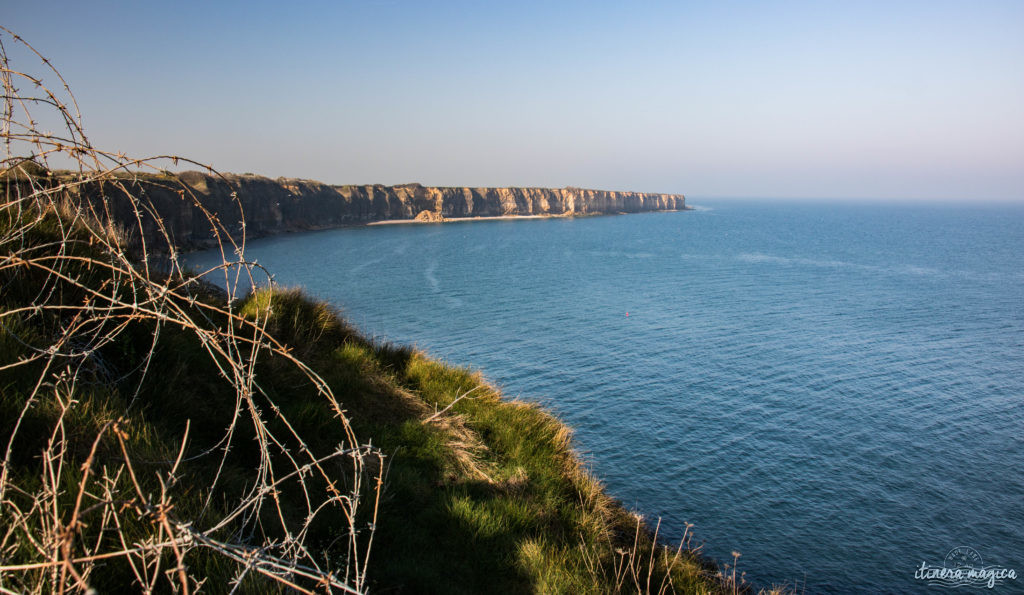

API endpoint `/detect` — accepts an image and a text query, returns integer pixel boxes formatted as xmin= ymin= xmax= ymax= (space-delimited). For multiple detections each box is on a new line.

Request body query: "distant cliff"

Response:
xmin=56 ymin=171 xmax=686 ymax=251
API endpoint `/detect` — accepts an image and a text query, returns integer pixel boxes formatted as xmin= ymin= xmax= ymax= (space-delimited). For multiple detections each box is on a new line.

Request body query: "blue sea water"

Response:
xmin=187 ymin=200 xmax=1024 ymax=592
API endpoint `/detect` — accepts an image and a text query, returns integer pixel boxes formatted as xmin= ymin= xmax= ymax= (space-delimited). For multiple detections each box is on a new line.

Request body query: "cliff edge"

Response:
xmin=55 ymin=172 xmax=685 ymax=251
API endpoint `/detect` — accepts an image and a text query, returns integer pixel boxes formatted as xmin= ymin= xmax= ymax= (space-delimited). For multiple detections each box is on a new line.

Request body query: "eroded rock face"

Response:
xmin=413 ymin=210 xmax=446 ymax=222
xmin=67 ymin=173 xmax=686 ymax=251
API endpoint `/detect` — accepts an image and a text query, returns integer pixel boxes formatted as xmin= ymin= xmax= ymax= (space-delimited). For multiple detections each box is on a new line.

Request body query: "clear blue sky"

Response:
xmin=5 ymin=1 xmax=1023 ymax=200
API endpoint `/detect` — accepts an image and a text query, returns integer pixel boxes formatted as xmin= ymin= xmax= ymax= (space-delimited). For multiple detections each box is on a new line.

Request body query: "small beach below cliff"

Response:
xmin=366 ymin=209 xmax=687 ymax=226
xmin=368 ymin=214 xmax=561 ymax=225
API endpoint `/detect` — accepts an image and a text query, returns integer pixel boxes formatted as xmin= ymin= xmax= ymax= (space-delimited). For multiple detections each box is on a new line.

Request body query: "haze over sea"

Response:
xmin=188 ymin=200 xmax=1023 ymax=592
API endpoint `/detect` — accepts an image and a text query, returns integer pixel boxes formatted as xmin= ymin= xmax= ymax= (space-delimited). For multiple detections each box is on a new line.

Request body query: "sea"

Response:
xmin=186 ymin=199 xmax=1024 ymax=592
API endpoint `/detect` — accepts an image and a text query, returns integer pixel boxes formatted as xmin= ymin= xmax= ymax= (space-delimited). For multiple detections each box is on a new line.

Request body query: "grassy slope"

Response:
xmin=246 ymin=289 xmax=724 ymax=593
xmin=0 ymin=204 xmax=739 ymax=593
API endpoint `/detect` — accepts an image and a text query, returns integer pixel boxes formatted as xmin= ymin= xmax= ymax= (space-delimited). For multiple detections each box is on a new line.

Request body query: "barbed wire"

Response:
xmin=0 ymin=26 xmax=382 ymax=593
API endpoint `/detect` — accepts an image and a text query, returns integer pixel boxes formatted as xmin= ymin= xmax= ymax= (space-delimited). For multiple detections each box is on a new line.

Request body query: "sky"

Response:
xmin=4 ymin=1 xmax=1024 ymax=201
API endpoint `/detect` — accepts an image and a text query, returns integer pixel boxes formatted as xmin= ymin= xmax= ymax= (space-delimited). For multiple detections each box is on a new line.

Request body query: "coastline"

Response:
xmin=20 ymin=169 xmax=687 ymax=250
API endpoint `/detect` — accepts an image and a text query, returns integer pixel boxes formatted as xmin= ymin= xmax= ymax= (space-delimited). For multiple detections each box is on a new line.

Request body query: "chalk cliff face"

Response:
xmin=70 ymin=172 xmax=686 ymax=251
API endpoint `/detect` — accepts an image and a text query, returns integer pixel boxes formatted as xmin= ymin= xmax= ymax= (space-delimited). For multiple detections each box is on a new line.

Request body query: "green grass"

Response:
xmin=220 ymin=288 xmax=735 ymax=593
